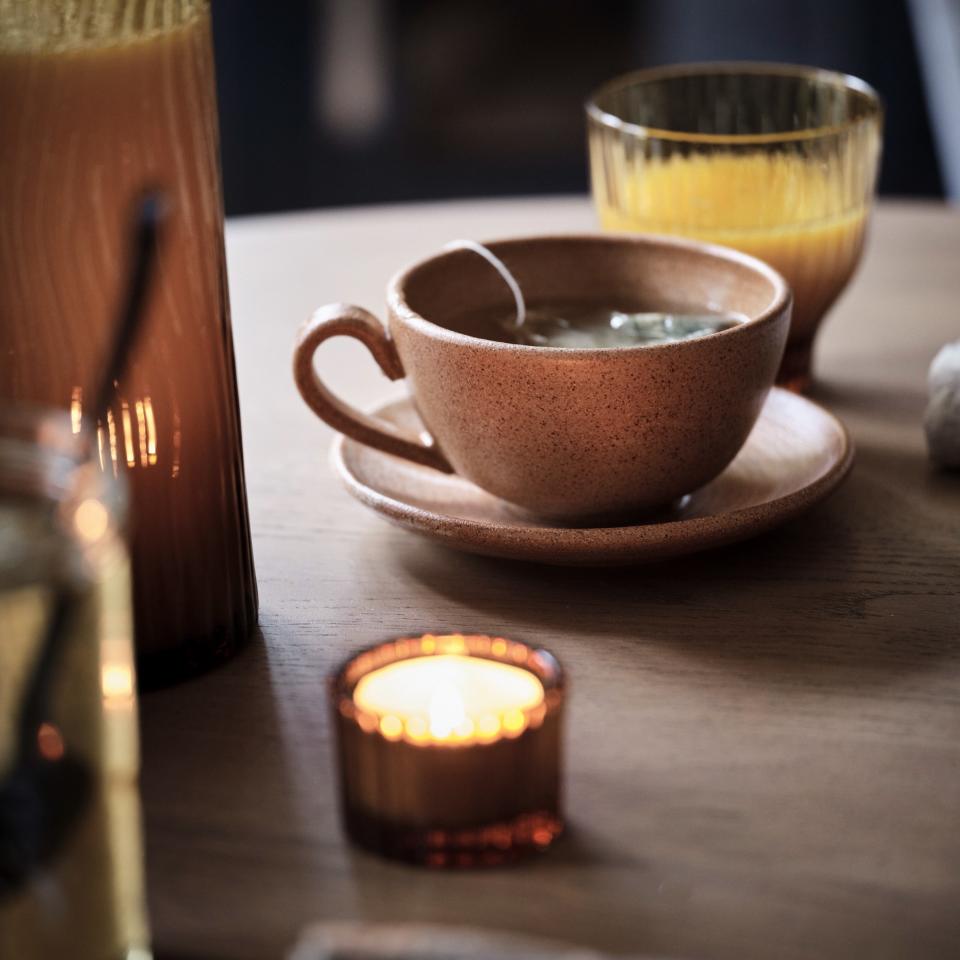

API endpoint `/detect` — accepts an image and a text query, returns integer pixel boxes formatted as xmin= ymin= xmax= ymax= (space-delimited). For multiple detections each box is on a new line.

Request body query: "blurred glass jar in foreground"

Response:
xmin=0 ymin=0 xmax=257 ymax=685
xmin=0 ymin=410 xmax=150 ymax=959
xmin=588 ymin=63 xmax=882 ymax=391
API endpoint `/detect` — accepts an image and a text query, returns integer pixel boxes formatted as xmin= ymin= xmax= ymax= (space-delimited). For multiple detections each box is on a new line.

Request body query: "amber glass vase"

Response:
xmin=0 ymin=0 xmax=258 ymax=685
xmin=588 ymin=63 xmax=882 ymax=391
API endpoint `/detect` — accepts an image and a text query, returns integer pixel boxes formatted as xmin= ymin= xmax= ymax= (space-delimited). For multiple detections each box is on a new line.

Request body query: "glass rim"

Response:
xmin=0 ymin=405 xmax=83 ymax=502
xmin=331 ymin=633 xmax=566 ymax=701
xmin=330 ymin=633 xmax=566 ymax=747
xmin=586 ymin=61 xmax=883 ymax=145
xmin=390 ymin=233 xmax=791 ymax=356
xmin=0 ymin=404 xmax=118 ymax=592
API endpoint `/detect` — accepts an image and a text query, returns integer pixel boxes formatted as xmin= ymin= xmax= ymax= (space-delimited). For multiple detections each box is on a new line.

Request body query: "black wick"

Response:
xmin=0 ymin=189 xmax=166 ymax=898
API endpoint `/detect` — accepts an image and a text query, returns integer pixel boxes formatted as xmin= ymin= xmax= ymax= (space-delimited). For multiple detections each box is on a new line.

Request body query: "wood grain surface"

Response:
xmin=139 ymin=198 xmax=960 ymax=960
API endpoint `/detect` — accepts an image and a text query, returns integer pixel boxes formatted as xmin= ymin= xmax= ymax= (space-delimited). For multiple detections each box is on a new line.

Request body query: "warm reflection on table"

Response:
xmin=140 ymin=198 xmax=960 ymax=960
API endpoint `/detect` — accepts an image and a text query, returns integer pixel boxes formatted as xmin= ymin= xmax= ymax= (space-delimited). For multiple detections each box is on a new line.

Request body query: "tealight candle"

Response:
xmin=330 ymin=633 xmax=565 ymax=866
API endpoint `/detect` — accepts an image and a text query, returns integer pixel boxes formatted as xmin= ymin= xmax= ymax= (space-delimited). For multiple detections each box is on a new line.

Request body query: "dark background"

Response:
xmin=212 ymin=0 xmax=944 ymax=216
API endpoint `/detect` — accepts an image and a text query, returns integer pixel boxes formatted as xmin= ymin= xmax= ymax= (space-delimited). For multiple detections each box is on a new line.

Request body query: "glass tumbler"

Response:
xmin=0 ymin=0 xmax=258 ymax=685
xmin=587 ymin=62 xmax=882 ymax=391
xmin=0 ymin=409 xmax=149 ymax=960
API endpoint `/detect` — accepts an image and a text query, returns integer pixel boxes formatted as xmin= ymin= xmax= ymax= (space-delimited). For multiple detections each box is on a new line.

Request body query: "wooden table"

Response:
xmin=140 ymin=198 xmax=960 ymax=960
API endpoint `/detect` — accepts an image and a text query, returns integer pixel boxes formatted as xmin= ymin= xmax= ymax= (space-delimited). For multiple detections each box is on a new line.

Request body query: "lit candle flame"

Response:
xmin=352 ymin=649 xmax=544 ymax=746
xmin=428 ymin=683 xmax=467 ymax=740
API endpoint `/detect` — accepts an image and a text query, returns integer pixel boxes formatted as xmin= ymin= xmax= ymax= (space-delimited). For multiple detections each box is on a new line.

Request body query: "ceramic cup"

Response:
xmin=293 ymin=234 xmax=791 ymax=519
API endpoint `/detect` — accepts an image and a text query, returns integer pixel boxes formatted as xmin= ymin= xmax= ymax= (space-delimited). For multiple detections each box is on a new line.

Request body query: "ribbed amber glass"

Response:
xmin=331 ymin=634 xmax=565 ymax=867
xmin=0 ymin=1 xmax=257 ymax=685
xmin=587 ymin=63 xmax=882 ymax=390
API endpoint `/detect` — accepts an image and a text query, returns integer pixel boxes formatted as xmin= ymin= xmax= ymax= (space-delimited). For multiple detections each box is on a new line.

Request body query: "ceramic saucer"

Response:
xmin=331 ymin=388 xmax=853 ymax=565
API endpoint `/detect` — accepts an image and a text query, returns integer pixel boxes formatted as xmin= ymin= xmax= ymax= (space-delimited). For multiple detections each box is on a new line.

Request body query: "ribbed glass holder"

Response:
xmin=330 ymin=633 xmax=565 ymax=868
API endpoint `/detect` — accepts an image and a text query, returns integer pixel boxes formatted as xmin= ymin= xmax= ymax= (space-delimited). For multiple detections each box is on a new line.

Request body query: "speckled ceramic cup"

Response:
xmin=294 ymin=234 xmax=791 ymax=518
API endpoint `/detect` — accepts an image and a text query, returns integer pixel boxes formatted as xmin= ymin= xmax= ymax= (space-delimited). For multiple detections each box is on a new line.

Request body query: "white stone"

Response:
xmin=925 ymin=340 xmax=960 ymax=469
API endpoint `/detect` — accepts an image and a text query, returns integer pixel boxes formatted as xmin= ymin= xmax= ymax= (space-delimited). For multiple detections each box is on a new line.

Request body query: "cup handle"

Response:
xmin=293 ymin=303 xmax=453 ymax=473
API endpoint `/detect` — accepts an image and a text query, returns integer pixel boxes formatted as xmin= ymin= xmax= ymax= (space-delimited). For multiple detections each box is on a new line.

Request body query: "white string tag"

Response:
xmin=443 ymin=239 xmax=526 ymax=328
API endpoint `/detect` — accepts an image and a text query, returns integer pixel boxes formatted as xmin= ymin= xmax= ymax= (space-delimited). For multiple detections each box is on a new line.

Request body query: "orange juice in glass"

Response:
xmin=587 ymin=63 xmax=882 ymax=390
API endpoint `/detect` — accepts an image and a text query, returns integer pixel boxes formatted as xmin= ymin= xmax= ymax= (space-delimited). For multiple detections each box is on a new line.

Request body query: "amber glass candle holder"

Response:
xmin=587 ymin=62 xmax=882 ymax=391
xmin=330 ymin=633 xmax=565 ymax=867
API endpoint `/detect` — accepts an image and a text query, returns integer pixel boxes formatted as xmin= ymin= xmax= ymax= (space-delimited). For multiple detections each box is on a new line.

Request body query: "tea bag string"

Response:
xmin=443 ymin=239 xmax=526 ymax=328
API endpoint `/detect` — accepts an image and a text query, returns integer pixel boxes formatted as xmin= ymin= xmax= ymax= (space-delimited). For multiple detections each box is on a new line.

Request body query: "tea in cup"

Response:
xmin=294 ymin=234 xmax=791 ymax=519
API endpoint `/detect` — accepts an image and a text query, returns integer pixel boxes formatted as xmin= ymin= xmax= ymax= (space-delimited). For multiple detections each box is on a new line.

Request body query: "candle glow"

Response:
xmin=352 ymin=651 xmax=545 ymax=746
xmin=332 ymin=633 xmax=565 ymax=865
